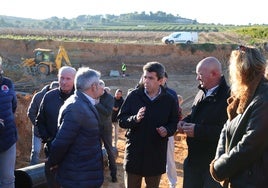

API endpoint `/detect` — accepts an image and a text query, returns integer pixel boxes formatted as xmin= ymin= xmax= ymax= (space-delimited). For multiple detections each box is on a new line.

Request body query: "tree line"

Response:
xmin=0 ymin=11 xmax=198 ymax=30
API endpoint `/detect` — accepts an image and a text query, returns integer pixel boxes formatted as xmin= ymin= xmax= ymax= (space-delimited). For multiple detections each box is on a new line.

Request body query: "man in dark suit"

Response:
xmin=177 ymin=57 xmax=230 ymax=188
xmin=47 ymin=67 xmax=104 ymax=188
xmin=95 ymin=80 xmax=118 ymax=182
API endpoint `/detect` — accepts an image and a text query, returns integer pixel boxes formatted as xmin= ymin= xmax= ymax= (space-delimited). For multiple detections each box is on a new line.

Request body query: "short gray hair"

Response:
xmin=58 ymin=66 xmax=76 ymax=77
xmin=75 ymin=67 xmax=101 ymax=92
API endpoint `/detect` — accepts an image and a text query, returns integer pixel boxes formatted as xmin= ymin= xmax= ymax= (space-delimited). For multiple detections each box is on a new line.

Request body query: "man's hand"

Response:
xmin=177 ymin=121 xmax=186 ymax=134
xmin=182 ymin=123 xmax=195 ymax=137
xmin=156 ymin=126 xmax=167 ymax=137
xmin=135 ymin=106 xmax=146 ymax=123
xmin=50 ymin=165 xmax=58 ymax=171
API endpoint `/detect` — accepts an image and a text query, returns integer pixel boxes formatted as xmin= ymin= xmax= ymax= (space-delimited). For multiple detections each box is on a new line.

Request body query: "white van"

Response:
xmin=162 ymin=32 xmax=198 ymax=44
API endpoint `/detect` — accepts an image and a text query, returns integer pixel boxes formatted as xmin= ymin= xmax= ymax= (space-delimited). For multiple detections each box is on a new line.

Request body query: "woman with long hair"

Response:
xmin=210 ymin=45 xmax=268 ymax=187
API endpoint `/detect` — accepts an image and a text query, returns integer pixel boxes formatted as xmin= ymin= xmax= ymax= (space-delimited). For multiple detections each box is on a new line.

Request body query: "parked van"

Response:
xmin=162 ymin=32 xmax=198 ymax=44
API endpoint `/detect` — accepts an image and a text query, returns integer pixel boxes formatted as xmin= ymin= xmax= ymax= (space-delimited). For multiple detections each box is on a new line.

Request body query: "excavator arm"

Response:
xmin=55 ymin=46 xmax=72 ymax=70
xmin=22 ymin=58 xmax=35 ymax=67
xmin=21 ymin=45 xmax=72 ymax=75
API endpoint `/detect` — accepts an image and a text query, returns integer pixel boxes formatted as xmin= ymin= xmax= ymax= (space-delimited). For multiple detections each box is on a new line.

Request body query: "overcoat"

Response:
xmin=118 ymin=86 xmax=178 ymax=176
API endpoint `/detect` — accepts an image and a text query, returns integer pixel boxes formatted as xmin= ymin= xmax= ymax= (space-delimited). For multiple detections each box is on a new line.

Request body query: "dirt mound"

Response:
xmin=15 ymin=94 xmax=33 ymax=167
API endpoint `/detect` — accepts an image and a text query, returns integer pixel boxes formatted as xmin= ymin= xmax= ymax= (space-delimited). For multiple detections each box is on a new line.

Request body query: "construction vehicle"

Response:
xmin=22 ymin=46 xmax=72 ymax=75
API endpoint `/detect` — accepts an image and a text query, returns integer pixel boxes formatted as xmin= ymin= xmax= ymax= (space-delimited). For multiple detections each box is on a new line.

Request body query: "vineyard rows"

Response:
xmin=83 ymin=24 xmax=234 ymax=32
xmin=0 ymin=24 xmax=267 ymax=45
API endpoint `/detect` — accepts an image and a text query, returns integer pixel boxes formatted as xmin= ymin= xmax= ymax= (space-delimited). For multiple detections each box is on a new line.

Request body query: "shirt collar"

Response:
xmin=82 ymin=92 xmax=96 ymax=105
xmin=144 ymin=87 xmax=161 ymax=101
xmin=206 ymin=85 xmax=219 ymax=97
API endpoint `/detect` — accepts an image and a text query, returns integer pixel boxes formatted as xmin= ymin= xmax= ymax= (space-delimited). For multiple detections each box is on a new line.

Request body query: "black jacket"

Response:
xmin=213 ymin=79 xmax=268 ymax=187
xmin=36 ymin=88 xmax=74 ymax=142
xmin=118 ymin=86 xmax=178 ymax=176
xmin=27 ymin=84 xmax=50 ymax=137
xmin=112 ymin=96 xmax=124 ymax=122
xmin=183 ymin=76 xmax=230 ymax=167
xmin=95 ymin=90 xmax=114 ymax=132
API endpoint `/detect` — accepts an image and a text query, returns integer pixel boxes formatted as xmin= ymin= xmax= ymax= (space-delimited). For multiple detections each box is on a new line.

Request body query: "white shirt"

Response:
xmin=82 ymin=92 xmax=96 ymax=105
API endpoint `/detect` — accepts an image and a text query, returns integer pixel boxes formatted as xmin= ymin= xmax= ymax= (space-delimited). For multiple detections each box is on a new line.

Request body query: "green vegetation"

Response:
xmin=1 ymin=11 xmax=267 ymax=31
xmin=0 ymin=12 xmax=267 ymax=44
xmin=235 ymin=26 xmax=268 ymax=44
xmin=82 ymin=24 xmax=234 ymax=32
xmin=0 ymin=11 xmax=197 ymax=30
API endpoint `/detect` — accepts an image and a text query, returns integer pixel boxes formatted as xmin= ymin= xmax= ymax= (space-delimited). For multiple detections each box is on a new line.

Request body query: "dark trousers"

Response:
xmin=101 ymin=127 xmax=117 ymax=178
xmin=44 ymin=142 xmax=60 ymax=188
xmin=44 ymin=161 xmax=60 ymax=188
xmin=183 ymin=157 xmax=222 ymax=188
xmin=124 ymin=171 xmax=161 ymax=188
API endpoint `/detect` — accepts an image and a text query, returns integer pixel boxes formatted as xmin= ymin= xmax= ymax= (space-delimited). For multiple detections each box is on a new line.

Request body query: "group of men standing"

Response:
xmin=3 ymin=51 xmax=263 ymax=188
xmin=1 ymin=58 xmax=228 ymax=188
xmin=26 ymin=66 xmax=125 ymax=187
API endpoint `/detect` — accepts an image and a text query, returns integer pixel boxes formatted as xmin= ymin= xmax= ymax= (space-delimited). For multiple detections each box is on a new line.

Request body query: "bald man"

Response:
xmin=177 ymin=57 xmax=230 ymax=188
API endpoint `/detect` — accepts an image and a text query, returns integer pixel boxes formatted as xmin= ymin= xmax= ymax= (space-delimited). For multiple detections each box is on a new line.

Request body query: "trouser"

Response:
xmin=0 ymin=143 xmax=16 ymax=188
xmin=166 ymin=136 xmax=177 ymax=187
xmin=30 ymin=127 xmax=42 ymax=165
xmin=44 ymin=142 xmax=60 ymax=188
xmin=112 ymin=122 xmax=119 ymax=147
xmin=183 ymin=157 xmax=222 ymax=188
xmin=45 ymin=161 xmax=60 ymax=188
xmin=101 ymin=127 xmax=117 ymax=178
xmin=124 ymin=171 xmax=161 ymax=188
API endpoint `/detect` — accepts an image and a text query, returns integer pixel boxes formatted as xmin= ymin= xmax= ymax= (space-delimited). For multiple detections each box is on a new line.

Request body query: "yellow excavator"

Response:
xmin=22 ymin=45 xmax=72 ymax=75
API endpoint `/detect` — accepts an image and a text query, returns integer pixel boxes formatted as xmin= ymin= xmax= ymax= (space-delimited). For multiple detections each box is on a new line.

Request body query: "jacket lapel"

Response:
xmin=89 ymin=103 xmax=100 ymax=121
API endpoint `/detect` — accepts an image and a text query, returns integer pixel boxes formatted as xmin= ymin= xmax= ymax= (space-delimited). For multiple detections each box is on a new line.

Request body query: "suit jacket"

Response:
xmin=183 ymin=76 xmax=230 ymax=167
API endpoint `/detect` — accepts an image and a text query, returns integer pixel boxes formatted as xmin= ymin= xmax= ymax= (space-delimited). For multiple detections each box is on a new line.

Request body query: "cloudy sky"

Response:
xmin=0 ymin=0 xmax=266 ymax=25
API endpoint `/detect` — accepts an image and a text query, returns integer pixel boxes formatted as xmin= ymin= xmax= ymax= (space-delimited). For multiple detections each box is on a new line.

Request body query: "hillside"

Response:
xmin=0 ymin=12 xmax=197 ymax=30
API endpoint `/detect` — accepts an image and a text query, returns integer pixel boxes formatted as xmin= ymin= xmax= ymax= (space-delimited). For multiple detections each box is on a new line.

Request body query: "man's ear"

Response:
xmin=211 ymin=70 xmax=218 ymax=77
xmin=159 ymin=77 xmax=165 ymax=85
xmin=160 ymin=77 xmax=164 ymax=81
